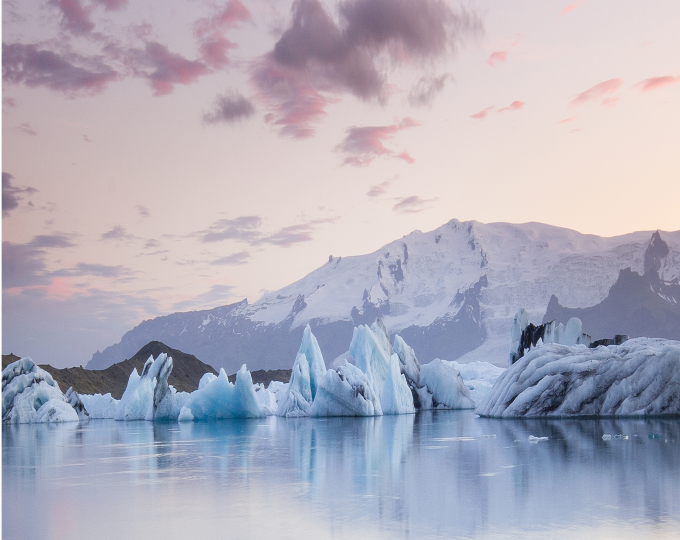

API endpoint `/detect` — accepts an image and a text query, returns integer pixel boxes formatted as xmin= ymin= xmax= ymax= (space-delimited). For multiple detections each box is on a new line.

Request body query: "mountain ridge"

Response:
xmin=87 ymin=219 xmax=680 ymax=372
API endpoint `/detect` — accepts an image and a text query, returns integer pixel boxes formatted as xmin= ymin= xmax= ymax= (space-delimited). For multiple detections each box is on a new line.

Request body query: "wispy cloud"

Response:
xmin=171 ymin=284 xmax=237 ymax=311
xmin=101 ymin=225 xmax=136 ymax=241
xmin=635 ymin=75 xmax=680 ymax=93
xmin=255 ymin=218 xmax=338 ymax=247
xmin=497 ymin=100 xmax=524 ymax=113
xmin=570 ymin=78 xmax=622 ymax=106
xmin=15 ymin=122 xmax=37 ymax=136
xmin=408 ymin=74 xmax=452 ymax=107
xmin=486 ymin=50 xmax=507 ymax=66
xmin=204 ymin=90 xmax=255 ymax=124
xmin=199 ymin=216 xmax=263 ymax=243
xmin=3 ymin=172 xmax=38 ymax=218
xmin=392 ymin=195 xmax=437 ymax=214
xmin=560 ymin=0 xmax=584 ymax=16
xmin=336 ymin=117 xmax=420 ymax=167
xmin=93 ymin=0 xmax=128 ymax=11
xmin=470 ymin=105 xmax=494 ymax=120
xmin=557 ymin=116 xmax=577 ymax=124
xmin=49 ymin=0 xmax=95 ymax=36
xmin=367 ymin=179 xmax=392 ymax=197
xmin=136 ymin=205 xmax=150 ymax=218
xmin=2 ymin=233 xmax=77 ymax=289
xmin=194 ymin=0 xmax=252 ymax=69
xmin=210 ymin=251 xmax=250 ymax=265
xmin=2 ymin=43 xmax=119 ymax=96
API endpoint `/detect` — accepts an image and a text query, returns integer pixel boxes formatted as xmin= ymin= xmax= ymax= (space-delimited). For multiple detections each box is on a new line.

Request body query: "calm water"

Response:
xmin=3 ymin=412 xmax=679 ymax=540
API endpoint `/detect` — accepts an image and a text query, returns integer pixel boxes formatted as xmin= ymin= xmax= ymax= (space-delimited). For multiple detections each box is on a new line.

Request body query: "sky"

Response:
xmin=2 ymin=0 xmax=680 ymax=368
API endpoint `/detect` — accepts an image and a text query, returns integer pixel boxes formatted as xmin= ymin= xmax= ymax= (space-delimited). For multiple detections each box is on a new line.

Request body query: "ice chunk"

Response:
xmin=450 ymin=360 xmax=505 ymax=404
xmin=2 ymin=358 xmax=78 ymax=424
xmin=277 ymin=325 xmax=327 ymax=417
xmin=80 ymin=393 xmax=120 ymax=419
xmin=179 ymin=365 xmax=266 ymax=420
xmin=477 ymin=337 xmax=680 ymax=417
xmin=64 ymin=387 xmax=89 ymax=421
xmin=509 ymin=308 xmax=529 ymax=365
xmin=381 ymin=354 xmax=415 ymax=415
xmin=555 ymin=317 xmax=589 ymax=346
xmin=371 ymin=318 xmax=395 ymax=357
xmin=393 ymin=335 xmax=421 ymax=386
xmin=114 ymin=353 xmax=185 ymax=421
xmin=198 ymin=373 xmax=217 ymax=390
xmin=350 ymin=325 xmax=390 ymax=402
xmin=309 ymin=363 xmax=382 ymax=417
xmin=419 ymin=359 xmax=476 ymax=409
xmin=253 ymin=383 xmax=278 ymax=415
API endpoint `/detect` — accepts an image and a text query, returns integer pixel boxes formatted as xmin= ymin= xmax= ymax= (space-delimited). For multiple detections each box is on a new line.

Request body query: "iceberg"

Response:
xmin=178 ymin=365 xmax=266 ymax=420
xmin=114 ymin=353 xmax=188 ymax=421
xmin=277 ymin=324 xmax=327 ymax=417
xmin=2 ymin=358 xmax=79 ymax=424
xmin=80 ymin=393 xmax=119 ymax=419
xmin=381 ymin=354 xmax=415 ymax=415
xmin=64 ymin=387 xmax=90 ymax=421
xmin=419 ymin=359 xmax=475 ymax=410
xmin=477 ymin=338 xmax=680 ymax=417
xmin=350 ymin=324 xmax=391 ymax=402
xmin=309 ymin=363 xmax=382 ymax=417
xmin=449 ymin=360 xmax=505 ymax=404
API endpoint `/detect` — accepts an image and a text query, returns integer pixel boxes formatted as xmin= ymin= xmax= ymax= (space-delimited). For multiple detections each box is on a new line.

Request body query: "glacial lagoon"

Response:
xmin=3 ymin=412 xmax=679 ymax=540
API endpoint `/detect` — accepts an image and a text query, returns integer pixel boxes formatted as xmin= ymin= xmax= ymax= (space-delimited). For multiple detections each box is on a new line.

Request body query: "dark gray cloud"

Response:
xmin=2 ymin=43 xmax=118 ymax=95
xmin=253 ymin=0 xmax=481 ymax=136
xmin=199 ymin=216 xmax=263 ymax=243
xmin=408 ymin=73 xmax=452 ymax=106
xmin=2 ymin=233 xmax=76 ymax=289
xmin=203 ymin=91 xmax=256 ymax=124
xmin=210 ymin=251 xmax=250 ymax=265
xmin=3 ymin=173 xmax=38 ymax=217
xmin=171 ymin=284 xmax=237 ymax=311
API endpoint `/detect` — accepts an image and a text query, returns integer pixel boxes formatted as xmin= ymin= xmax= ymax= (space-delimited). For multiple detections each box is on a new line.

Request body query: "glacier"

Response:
xmin=477 ymin=337 xmax=680 ymax=417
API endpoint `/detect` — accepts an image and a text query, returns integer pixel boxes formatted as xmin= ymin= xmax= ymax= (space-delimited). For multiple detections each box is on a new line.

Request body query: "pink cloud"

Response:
xmin=336 ymin=118 xmax=419 ymax=167
xmin=194 ymin=0 xmax=251 ymax=69
xmin=199 ymin=35 xmax=238 ymax=69
xmin=557 ymin=116 xmax=577 ymax=124
xmin=93 ymin=0 xmax=128 ymax=10
xmin=487 ymin=51 xmax=508 ymax=67
xmin=570 ymin=78 xmax=623 ymax=106
xmin=252 ymin=59 xmax=337 ymax=138
xmin=16 ymin=122 xmax=37 ymax=136
xmin=471 ymin=105 xmax=494 ymax=120
xmin=130 ymin=42 xmax=210 ymax=96
xmin=636 ymin=75 xmax=680 ymax=93
xmin=497 ymin=100 xmax=525 ymax=113
xmin=50 ymin=0 xmax=94 ymax=35
xmin=393 ymin=195 xmax=437 ymax=214
xmin=561 ymin=0 xmax=584 ymax=16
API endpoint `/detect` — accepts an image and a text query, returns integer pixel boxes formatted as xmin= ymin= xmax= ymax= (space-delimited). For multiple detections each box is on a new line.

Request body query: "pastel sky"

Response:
xmin=3 ymin=0 xmax=679 ymax=368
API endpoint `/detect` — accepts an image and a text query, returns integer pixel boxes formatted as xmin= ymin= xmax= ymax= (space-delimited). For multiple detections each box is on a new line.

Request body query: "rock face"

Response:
xmin=87 ymin=222 xmax=680 ymax=373
xmin=477 ymin=338 xmax=680 ymax=418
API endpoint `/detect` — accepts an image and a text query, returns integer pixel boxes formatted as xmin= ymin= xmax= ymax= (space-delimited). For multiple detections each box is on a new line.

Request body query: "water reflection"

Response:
xmin=3 ymin=413 xmax=679 ymax=540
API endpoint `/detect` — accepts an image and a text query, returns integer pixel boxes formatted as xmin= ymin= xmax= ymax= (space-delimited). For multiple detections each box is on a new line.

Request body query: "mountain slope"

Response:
xmin=88 ymin=220 xmax=680 ymax=372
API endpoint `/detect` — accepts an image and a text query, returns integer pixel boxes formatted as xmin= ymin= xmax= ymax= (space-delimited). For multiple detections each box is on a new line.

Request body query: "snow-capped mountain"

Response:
xmin=87 ymin=219 xmax=680 ymax=373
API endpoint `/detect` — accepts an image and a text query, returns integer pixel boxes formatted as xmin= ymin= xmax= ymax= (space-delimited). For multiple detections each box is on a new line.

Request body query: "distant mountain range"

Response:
xmin=87 ymin=220 xmax=680 ymax=372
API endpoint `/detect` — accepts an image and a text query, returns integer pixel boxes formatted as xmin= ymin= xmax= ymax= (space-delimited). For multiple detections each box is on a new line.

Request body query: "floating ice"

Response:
xmin=381 ymin=354 xmax=415 ymax=415
xmin=80 ymin=393 xmax=119 ymax=419
xmin=419 ymin=359 xmax=475 ymax=410
xmin=309 ymin=363 xmax=382 ymax=417
xmin=277 ymin=325 xmax=327 ymax=417
xmin=450 ymin=360 xmax=505 ymax=404
xmin=114 ymin=353 xmax=188 ymax=421
xmin=477 ymin=337 xmax=680 ymax=417
xmin=2 ymin=358 xmax=78 ymax=423
xmin=350 ymin=324 xmax=391 ymax=403
xmin=179 ymin=365 xmax=266 ymax=420
xmin=65 ymin=387 xmax=90 ymax=421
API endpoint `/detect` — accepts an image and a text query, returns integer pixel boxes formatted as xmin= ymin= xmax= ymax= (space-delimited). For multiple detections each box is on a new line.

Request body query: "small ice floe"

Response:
xmin=602 ymin=434 xmax=612 ymax=441
xmin=528 ymin=435 xmax=548 ymax=443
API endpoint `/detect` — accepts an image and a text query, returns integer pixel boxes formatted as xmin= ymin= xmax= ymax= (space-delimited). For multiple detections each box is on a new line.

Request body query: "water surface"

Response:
xmin=3 ymin=412 xmax=679 ymax=539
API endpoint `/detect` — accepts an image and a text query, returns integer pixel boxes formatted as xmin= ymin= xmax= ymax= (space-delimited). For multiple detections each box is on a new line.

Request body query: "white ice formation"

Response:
xmin=2 ymin=358 xmax=79 ymax=423
xmin=277 ymin=325 xmax=327 ymax=417
xmin=477 ymin=337 xmax=680 ymax=417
